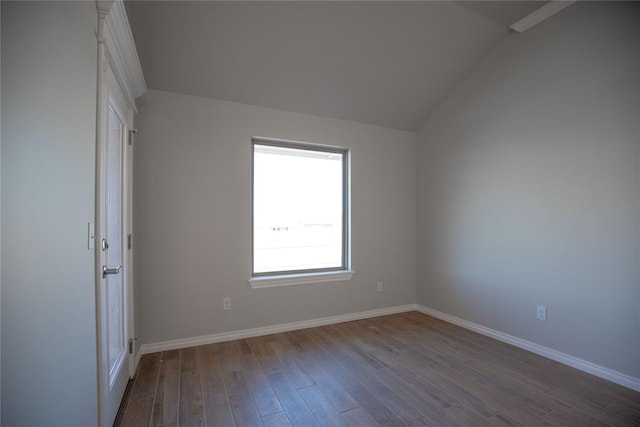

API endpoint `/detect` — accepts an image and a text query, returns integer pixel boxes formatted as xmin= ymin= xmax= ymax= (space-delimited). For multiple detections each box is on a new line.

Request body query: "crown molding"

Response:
xmin=98 ymin=0 xmax=146 ymax=111
xmin=510 ymin=1 xmax=576 ymax=33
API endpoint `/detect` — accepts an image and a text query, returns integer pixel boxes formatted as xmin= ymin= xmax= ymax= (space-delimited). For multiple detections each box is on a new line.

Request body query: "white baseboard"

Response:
xmin=135 ymin=302 xmax=639 ymax=392
xmin=139 ymin=304 xmax=417 ymax=356
xmin=416 ymin=305 xmax=640 ymax=392
xmin=133 ymin=349 xmax=142 ymax=374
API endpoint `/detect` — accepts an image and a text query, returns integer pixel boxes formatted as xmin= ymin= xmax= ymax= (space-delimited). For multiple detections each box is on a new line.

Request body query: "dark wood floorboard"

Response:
xmin=115 ymin=312 xmax=640 ymax=426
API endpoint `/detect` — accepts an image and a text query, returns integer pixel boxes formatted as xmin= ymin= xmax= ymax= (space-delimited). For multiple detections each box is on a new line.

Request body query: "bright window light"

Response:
xmin=252 ymin=139 xmax=349 ymax=276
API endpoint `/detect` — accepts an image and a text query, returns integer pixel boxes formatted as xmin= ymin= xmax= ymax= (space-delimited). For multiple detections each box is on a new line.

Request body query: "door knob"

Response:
xmin=102 ymin=265 xmax=122 ymax=278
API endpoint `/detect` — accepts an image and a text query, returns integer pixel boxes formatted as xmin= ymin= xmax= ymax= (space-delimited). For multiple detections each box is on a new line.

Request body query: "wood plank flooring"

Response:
xmin=115 ymin=312 xmax=640 ymax=426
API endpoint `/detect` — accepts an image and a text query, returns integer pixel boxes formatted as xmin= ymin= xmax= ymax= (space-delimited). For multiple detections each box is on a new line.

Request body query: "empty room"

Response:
xmin=1 ymin=0 xmax=639 ymax=426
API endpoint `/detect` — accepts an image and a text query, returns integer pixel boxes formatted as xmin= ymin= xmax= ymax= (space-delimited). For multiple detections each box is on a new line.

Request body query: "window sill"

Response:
xmin=249 ymin=270 xmax=355 ymax=289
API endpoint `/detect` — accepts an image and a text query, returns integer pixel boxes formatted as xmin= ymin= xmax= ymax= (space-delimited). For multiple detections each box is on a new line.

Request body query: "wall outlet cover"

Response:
xmin=536 ymin=305 xmax=547 ymax=321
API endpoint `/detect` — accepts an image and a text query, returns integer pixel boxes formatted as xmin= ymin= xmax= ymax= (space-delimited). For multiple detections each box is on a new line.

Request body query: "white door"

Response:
xmin=97 ymin=63 xmax=133 ymax=427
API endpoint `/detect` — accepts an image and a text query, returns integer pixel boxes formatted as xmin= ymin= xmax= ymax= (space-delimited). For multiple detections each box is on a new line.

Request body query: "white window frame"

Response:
xmin=249 ymin=137 xmax=354 ymax=289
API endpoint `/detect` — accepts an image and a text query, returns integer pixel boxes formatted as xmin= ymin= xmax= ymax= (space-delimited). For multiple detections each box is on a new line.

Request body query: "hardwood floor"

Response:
xmin=115 ymin=312 xmax=640 ymax=426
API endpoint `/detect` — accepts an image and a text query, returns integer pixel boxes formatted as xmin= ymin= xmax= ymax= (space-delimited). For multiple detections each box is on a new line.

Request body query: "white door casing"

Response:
xmin=95 ymin=1 xmax=145 ymax=424
xmin=96 ymin=56 xmax=134 ymax=427
xmin=95 ymin=2 xmax=144 ymax=425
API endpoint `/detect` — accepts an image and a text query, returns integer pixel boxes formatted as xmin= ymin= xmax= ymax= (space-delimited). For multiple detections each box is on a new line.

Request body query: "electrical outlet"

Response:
xmin=377 ymin=282 xmax=383 ymax=292
xmin=223 ymin=297 xmax=231 ymax=310
xmin=536 ymin=305 xmax=547 ymax=321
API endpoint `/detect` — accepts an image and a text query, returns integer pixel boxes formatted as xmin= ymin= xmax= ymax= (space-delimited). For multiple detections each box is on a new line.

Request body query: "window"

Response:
xmin=250 ymin=138 xmax=352 ymax=287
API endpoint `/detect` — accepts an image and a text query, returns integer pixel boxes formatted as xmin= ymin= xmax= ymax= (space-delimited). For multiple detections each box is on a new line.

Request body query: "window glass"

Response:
xmin=252 ymin=140 xmax=348 ymax=276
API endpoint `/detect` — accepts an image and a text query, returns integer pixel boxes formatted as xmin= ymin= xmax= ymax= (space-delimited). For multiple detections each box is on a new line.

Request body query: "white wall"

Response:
xmin=1 ymin=2 xmax=98 ymax=425
xmin=134 ymin=90 xmax=416 ymax=345
xmin=417 ymin=2 xmax=640 ymax=378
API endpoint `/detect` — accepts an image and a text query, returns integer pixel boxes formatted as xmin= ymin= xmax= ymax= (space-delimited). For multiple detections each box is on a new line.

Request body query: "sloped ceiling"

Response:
xmin=455 ymin=1 xmax=546 ymax=27
xmin=126 ymin=1 xmax=544 ymax=131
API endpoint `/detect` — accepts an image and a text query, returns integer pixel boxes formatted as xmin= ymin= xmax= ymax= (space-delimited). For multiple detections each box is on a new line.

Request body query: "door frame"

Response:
xmin=95 ymin=1 xmax=146 ymax=425
xmin=95 ymin=64 xmax=133 ymax=427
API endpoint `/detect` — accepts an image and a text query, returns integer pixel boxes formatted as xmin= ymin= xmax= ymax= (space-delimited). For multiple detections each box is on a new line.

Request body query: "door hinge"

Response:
xmin=128 ymin=129 xmax=138 ymax=146
xmin=127 ymin=234 xmax=133 ymax=250
xmin=128 ymin=339 xmax=134 ymax=355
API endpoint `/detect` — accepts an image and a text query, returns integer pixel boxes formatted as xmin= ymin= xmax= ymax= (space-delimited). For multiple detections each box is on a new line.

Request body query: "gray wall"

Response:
xmin=134 ymin=90 xmax=417 ymax=345
xmin=1 ymin=2 xmax=98 ymax=425
xmin=417 ymin=2 xmax=640 ymax=378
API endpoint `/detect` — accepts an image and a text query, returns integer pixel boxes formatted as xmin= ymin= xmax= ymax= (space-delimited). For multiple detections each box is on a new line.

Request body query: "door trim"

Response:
xmin=98 ymin=0 xmax=146 ymax=112
xmin=95 ymin=2 xmax=145 ymax=425
xmin=96 ymin=50 xmax=132 ymax=427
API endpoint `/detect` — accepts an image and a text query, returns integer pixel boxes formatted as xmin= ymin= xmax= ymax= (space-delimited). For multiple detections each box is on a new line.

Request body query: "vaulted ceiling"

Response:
xmin=126 ymin=1 xmax=546 ymax=131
